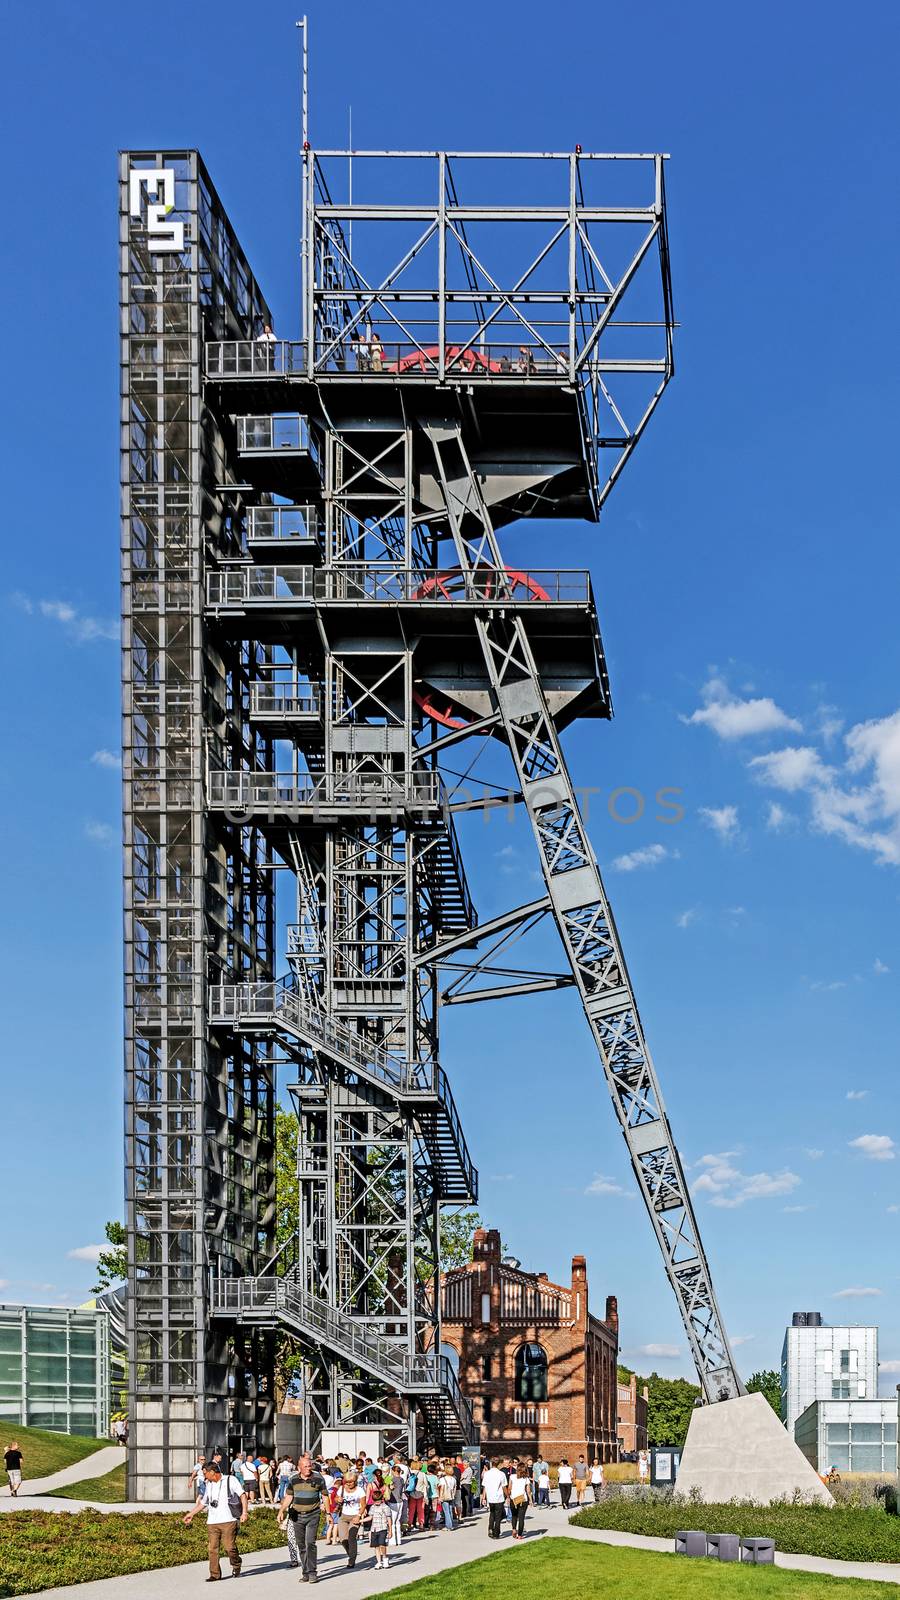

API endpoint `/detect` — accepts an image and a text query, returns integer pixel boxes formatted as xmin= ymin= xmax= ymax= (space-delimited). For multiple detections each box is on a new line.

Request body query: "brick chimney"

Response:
xmin=472 ymin=1227 xmax=501 ymax=1265
xmin=605 ymin=1294 xmax=619 ymax=1331
xmin=571 ymin=1253 xmax=588 ymax=1323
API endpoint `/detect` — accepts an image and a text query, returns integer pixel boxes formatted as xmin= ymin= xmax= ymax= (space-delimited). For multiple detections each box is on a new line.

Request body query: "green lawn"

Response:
xmin=48 ymin=1463 xmax=127 ymax=1503
xmin=384 ymin=1538 xmax=900 ymax=1599
xmin=0 ymin=1427 xmax=108 ymax=1482
xmin=571 ymin=1500 xmax=900 ymax=1565
xmin=0 ymin=1508 xmax=284 ymax=1596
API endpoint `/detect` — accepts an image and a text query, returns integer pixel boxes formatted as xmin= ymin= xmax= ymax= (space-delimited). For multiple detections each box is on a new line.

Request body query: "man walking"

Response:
xmin=4 ymin=1441 xmax=24 ymax=1497
xmin=573 ymin=1454 xmax=589 ymax=1506
xmin=184 ymin=1461 xmax=248 ymax=1582
xmin=481 ymin=1459 xmax=508 ymax=1539
xmin=279 ymin=1451 xmax=327 ymax=1582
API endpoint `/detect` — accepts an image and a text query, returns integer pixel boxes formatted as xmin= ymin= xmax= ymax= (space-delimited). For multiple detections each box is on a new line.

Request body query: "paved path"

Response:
xmin=6 ymin=1506 xmax=900 ymax=1595
xmin=13 ymin=1447 xmax=126 ymax=1499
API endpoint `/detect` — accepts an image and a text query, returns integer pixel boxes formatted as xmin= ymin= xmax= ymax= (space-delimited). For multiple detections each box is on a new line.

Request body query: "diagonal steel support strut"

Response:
xmin=424 ymin=418 xmax=744 ymax=1404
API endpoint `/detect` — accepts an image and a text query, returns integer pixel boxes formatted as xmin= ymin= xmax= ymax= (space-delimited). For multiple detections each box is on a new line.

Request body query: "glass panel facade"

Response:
xmin=0 ymin=1305 xmax=109 ymax=1436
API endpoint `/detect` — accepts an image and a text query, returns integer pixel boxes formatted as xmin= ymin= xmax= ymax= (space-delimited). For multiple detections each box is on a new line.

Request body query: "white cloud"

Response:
xmin=815 ymin=705 xmax=844 ymax=745
xmin=611 ymin=843 xmax=673 ymax=873
xmin=846 ymin=1089 xmax=869 ymax=1101
xmin=585 ymin=1174 xmax=628 ymax=1197
xmin=809 ymin=979 xmax=846 ymax=993
xmin=766 ymin=802 xmax=792 ymax=832
xmin=693 ymin=1152 xmax=801 ymax=1208
xmin=731 ymin=1335 xmax=755 ymax=1347
xmin=682 ymin=677 xmax=801 ymax=741
xmin=783 ymin=1204 xmax=812 ymax=1213
xmin=805 ymin=1148 xmax=825 ymax=1160
xmin=638 ymin=1343 xmax=681 ymax=1359
xmin=879 ymin=1360 xmax=900 ymax=1373
xmin=489 ymin=1173 xmax=516 ymax=1183
xmin=698 ymin=804 xmax=740 ymax=842
xmin=13 ymin=592 xmax=119 ymax=644
xmin=676 ymin=908 xmax=698 ymax=929
xmin=85 ymin=821 xmax=116 ymax=847
xmin=750 ymin=712 xmax=900 ymax=867
xmin=874 ymin=958 xmax=890 ymax=975
xmin=887 ymin=1204 xmax=899 ymax=1214
xmin=0 ymin=1279 xmax=8 ymax=1290
xmin=849 ymin=1134 xmax=896 ymax=1162
xmin=833 ymin=1286 xmax=883 ymax=1299
xmin=91 ymin=749 xmax=121 ymax=770
xmin=66 ymin=1245 xmax=104 ymax=1264
xmin=750 ymin=746 xmax=831 ymax=792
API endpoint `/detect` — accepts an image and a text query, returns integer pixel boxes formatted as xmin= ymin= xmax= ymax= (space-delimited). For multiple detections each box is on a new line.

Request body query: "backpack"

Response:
xmin=407 ymin=1471 xmax=419 ymax=1495
xmin=227 ymin=1481 xmax=244 ymax=1519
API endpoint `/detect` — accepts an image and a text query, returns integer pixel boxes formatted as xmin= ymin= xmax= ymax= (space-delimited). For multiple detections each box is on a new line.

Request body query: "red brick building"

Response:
xmin=440 ymin=1227 xmax=619 ymax=1463
xmin=616 ymin=1371 xmax=649 ymax=1455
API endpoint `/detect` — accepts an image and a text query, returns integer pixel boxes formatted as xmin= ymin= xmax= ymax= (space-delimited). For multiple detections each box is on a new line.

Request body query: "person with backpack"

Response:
xmin=405 ymin=1458 xmax=425 ymax=1530
xmin=184 ymin=1461 xmax=249 ymax=1581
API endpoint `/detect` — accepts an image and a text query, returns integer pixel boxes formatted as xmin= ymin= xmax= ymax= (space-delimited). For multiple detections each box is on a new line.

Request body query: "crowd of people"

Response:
xmin=185 ymin=1444 xmax=617 ymax=1582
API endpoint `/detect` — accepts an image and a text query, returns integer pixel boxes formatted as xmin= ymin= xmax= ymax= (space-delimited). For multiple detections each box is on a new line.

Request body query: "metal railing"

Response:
xmin=247 ymin=504 xmax=321 ymax=543
xmin=206 ymin=768 xmax=442 ymax=813
xmin=249 ymin=682 xmax=323 ymax=719
xmin=205 ymin=337 xmax=574 ymax=381
xmin=207 ymin=564 xmax=591 ymax=608
xmin=236 ymin=415 xmax=309 ymax=452
xmin=208 ymin=977 xmax=433 ymax=1095
xmin=206 ymin=339 xmax=307 ymax=378
xmin=210 ymin=1271 xmax=474 ymax=1435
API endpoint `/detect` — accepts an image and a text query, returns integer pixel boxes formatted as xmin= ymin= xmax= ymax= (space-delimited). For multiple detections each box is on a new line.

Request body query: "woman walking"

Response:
xmin=508 ymin=1461 xmax=531 ymax=1541
xmin=557 ymin=1458 xmax=573 ymax=1509
xmin=590 ymin=1459 xmax=604 ymax=1501
xmin=336 ymin=1470 xmax=367 ymax=1568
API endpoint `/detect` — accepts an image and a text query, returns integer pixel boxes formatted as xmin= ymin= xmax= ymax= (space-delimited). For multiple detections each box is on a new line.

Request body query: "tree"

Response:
xmin=439 ymin=1208 xmax=483 ymax=1271
xmin=617 ymin=1362 xmax=635 ymax=1385
xmin=639 ymin=1372 xmax=701 ymax=1448
xmin=92 ymin=1220 xmax=128 ymax=1294
xmin=746 ymin=1368 xmax=782 ymax=1416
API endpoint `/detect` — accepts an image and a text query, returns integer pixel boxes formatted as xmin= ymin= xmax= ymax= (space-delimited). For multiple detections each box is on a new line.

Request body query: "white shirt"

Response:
xmin=482 ymin=1466 xmax=507 ymax=1504
xmin=205 ymin=1475 xmax=244 ymax=1525
xmin=591 ymin=1465 xmax=604 ymax=1484
xmin=241 ymin=1459 xmax=258 ymax=1479
xmin=557 ymin=1465 xmax=573 ymax=1484
xmin=509 ymin=1473 xmax=529 ymax=1500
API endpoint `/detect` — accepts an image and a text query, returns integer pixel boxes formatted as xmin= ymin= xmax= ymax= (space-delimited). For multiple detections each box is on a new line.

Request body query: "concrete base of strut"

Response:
xmin=676 ymin=1391 xmax=833 ymax=1505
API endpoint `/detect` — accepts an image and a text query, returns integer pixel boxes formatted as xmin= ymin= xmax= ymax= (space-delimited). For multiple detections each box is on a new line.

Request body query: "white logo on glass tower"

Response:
xmin=129 ymin=169 xmax=184 ymax=253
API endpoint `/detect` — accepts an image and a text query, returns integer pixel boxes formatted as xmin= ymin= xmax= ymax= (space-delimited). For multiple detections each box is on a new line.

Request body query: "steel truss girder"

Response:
xmin=424 ymin=419 xmax=743 ymax=1403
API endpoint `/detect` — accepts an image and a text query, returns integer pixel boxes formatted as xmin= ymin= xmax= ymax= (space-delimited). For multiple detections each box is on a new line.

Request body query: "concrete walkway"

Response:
xmin=13 ymin=1447 xmax=126 ymax=1499
xmin=7 ymin=1505 xmax=900 ymax=1596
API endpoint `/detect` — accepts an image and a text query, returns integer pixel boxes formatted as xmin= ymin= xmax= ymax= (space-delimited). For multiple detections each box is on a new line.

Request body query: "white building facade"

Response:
xmin=781 ymin=1313 xmax=878 ymax=1437
xmin=794 ymin=1398 xmax=896 ymax=1475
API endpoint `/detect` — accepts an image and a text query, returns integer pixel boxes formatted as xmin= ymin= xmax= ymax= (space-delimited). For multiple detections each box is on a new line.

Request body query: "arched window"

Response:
xmin=515 ymin=1342 xmax=548 ymax=1402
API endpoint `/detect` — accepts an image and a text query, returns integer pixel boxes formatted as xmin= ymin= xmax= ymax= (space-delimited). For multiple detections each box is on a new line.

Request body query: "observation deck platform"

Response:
xmin=205 ymin=563 xmax=611 ymax=728
xmin=205 ymin=351 xmax=598 ymax=524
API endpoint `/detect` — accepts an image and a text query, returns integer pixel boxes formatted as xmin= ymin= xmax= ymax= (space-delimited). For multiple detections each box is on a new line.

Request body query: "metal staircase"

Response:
xmin=208 ymin=978 xmax=477 ymax=1204
xmin=211 ymin=1270 xmax=476 ymax=1448
xmin=417 ymin=816 xmax=477 ymax=935
xmin=424 ymin=419 xmax=744 ymax=1404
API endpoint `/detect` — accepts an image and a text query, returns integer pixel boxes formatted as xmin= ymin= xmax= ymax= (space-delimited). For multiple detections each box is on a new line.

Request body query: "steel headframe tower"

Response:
xmin=120 ymin=131 xmax=742 ymax=1495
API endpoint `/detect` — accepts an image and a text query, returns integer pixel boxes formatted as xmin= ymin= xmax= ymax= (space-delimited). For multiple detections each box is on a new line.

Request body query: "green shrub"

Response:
xmin=0 ymin=1508 xmax=284 ymax=1597
xmin=570 ymin=1499 xmax=900 ymax=1564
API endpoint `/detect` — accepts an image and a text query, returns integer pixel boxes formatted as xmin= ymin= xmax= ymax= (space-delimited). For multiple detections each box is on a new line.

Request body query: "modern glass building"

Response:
xmin=794 ymin=1398 xmax=897 ymax=1476
xmin=0 ymin=1304 xmax=110 ymax=1437
xmin=781 ymin=1313 xmax=878 ymax=1435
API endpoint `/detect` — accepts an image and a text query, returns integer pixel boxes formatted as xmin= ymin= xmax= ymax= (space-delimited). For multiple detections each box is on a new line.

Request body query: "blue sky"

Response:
xmin=2 ymin=0 xmax=899 ymax=1392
